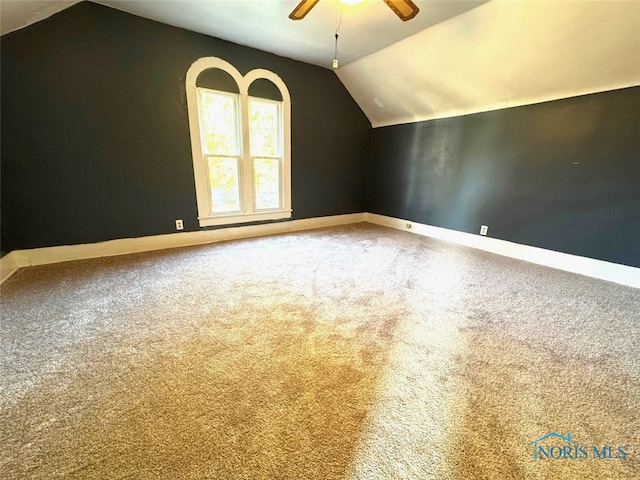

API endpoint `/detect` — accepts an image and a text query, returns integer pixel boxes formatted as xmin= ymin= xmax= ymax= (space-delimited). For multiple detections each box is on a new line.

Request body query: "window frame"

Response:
xmin=249 ymin=96 xmax=284 ymax=212
xmin=196 ymin=88 xmax=243 ymax=214
xmin=186 ymin=57 xmax=292 ymax=227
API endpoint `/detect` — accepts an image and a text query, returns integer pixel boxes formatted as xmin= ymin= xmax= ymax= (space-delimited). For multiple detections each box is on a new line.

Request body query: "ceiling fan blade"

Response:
xmin=289 ymin=0 xmax=320 ymax=20
xmin=383 ymin=0 xmax=420 ymax=21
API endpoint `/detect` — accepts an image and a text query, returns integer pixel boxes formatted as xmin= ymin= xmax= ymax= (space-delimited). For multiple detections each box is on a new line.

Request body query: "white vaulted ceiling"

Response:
xmin=0 ymin=0 xmax=488 ymax=67
xmin=0 ymin=0 xmax=81 ymax=34
xmin=337 ymin=0 xmax=640 ymax=126
xmin=2 ymin=0 xmax=639 ymax=127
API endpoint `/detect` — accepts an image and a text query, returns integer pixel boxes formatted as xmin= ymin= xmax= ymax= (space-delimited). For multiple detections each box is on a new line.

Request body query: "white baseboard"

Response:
xmin=0 ymin=213 xmax=365 ymax=284
xmin=2 ymin=212 xmax=638 ymax=289
xmin=0 ymin=251 xmax=20 ymax=284
xmin=365 ymin=213 xmax=639 ymax=289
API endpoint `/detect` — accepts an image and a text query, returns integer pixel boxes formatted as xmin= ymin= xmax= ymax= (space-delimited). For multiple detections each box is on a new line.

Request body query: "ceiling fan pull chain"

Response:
xmin=333 ymin=0 xmax=342 ymax=69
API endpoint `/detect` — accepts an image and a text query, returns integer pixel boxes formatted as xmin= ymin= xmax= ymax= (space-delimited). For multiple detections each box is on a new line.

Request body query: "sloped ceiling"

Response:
xmin=337 ymin=0 xmax=640 ymax=126
xmin=0 ymin=0 xmax=80 ymax=34
xmin=2 ymin=1 xmax=639 ymax=128
xmin=0 ymin=0 xmax=488 ymax=67
xmin=94 ymin=0 xmax=488 ymax=68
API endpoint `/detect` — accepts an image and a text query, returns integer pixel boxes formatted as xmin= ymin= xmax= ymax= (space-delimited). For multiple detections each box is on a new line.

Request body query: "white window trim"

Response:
xmin=186 ymin=57 xmax=292 ymax=227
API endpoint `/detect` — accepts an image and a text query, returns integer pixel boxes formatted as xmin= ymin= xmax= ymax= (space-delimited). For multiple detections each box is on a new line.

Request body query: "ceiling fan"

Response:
xmin=289 ymin=0 xmax=420 ymax=22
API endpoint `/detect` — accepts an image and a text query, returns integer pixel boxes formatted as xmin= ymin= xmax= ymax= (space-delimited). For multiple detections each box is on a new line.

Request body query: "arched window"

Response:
xmin=186 ymin=57 xmax=291 ymax=227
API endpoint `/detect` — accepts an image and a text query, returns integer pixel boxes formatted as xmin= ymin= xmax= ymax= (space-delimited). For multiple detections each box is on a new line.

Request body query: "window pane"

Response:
xmin=198 ymin=89 xmax=239 ymax=156
xmin=208 ymin=157 xmax=241 ymax=213
xmin=249 ymin=99 xmax=280 ymax=157
xmin=254 ymin=158 xmax=280 ymax=210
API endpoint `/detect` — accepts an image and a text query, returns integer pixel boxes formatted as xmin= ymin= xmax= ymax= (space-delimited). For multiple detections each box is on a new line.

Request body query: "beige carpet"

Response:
xmin=1 ymin=223 xmax=638 ymax=479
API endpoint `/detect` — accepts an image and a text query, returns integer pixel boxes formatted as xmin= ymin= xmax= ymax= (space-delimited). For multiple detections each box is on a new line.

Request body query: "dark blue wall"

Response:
xmin=368 ymin=87 xmax=640 ymax=267
xmin=2 ymin=2 xmax=638 ymax=268
xmin=0 ymin=1 xmax=371 ymax=253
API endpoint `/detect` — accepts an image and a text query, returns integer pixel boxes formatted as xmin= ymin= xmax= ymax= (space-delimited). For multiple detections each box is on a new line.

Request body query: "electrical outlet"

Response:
xmin=480 ymin=225 xmax=488 ymax=236
xmin=175 ymin=219 xmax=184 ymax=230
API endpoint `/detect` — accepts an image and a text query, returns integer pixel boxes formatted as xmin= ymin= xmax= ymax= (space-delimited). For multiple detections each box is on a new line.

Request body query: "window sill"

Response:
xmin=198 ymin=210 xmax=292 ymax=227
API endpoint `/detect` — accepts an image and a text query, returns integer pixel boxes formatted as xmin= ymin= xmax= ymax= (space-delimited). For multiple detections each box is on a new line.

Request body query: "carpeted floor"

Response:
xmin=1 ymin=223 xmax=638 ymax=479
